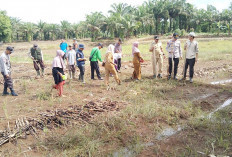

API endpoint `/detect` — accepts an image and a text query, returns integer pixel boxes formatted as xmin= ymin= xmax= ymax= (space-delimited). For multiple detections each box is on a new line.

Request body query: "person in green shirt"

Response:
xmin=90 ymin=43 xmax=103 ymax=80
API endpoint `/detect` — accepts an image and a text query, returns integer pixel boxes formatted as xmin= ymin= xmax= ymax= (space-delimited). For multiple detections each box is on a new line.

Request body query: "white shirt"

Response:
xmin=166 ymin=40 xmax=182 ymax=58
xmin=0 ymin=52 xmax=11 ymax=75
xmin=185 ymin=40 xmax=199 ymax=59
xmin=66 ymin=49 xmax=76 ymax=65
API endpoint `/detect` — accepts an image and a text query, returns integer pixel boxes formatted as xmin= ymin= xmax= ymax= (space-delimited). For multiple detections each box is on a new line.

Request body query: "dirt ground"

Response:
xmin=0 ymin=37 xmax=231 ymax=156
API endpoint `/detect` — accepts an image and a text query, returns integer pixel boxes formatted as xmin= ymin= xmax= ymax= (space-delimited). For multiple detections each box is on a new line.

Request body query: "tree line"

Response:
xmin=0 ymin=0 xmax=232 ymax=43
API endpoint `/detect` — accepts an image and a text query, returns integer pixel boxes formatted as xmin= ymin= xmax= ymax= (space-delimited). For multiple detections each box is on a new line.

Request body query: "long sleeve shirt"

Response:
xmin=28 ymin=49 xmax=44 ymax=61
xmin=90 ymin=47 xmax=102 ymax=62
xmin=184 ymin=40 xmax=199 ymax=59
xmin=166 ymin=40 xmax=182 ymax=58
xmin=76 ymin=49 xmax=85 ymax=66
xmin=66 ymin=49 xmax=76 ymax=65
xmin=0 ymin=52 xmax=11 ymax=75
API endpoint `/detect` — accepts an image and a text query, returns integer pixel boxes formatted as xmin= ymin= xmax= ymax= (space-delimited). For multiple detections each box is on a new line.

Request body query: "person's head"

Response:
xmin=5 ymin=46 xmax=14 ymax=55
xmin=73 ymin=38 xmax=77 ymax=43
xmin=118 ymin=38 xmax=122 ymax=44
xmin=188 ymin=32 xmax=195 ymax=40
xmin=68 ymin=44 xmax=72 ymax=50
xmin=107 ymin=44 xmax=115 ymax=53
xmin=56 ymin=50 xmax=65 ymax=57
xmin=172 ymin=33 xmax=179 ymax=41
xmin=78 ymin=44 xmax=85 ymax=51
xmin=61 ymin=39 xmax=65 ymax=43
xmin=98 ymin=43 xmax=103 ymax=49
xmin=154 ymin=36 xmax=159 ymax=43
xmin=133 ymin=42 xmax=139 ymax=48
xmin=33 ymin=43 xmax=38 ymax=49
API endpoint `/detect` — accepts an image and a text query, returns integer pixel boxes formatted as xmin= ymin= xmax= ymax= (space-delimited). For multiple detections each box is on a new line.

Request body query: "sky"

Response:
xmin=0 ymin=0 xmax=231 ymax=24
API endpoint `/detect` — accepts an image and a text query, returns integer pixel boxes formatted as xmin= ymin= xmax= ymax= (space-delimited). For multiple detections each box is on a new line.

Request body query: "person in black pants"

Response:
xmin=90 ymin=43 xmax=103 ymax=80
xmin=182 ymin=32 xmax=199 ymax=83
xmin=114 ymin=38 xmax=123 ymax=72
xmin=166 ymin=33 xmax=182 ymax=80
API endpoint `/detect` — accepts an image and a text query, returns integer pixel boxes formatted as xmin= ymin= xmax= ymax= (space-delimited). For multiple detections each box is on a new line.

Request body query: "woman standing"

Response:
xmin=132 ymin=42 xmax=144 ymax=80
xmin=104 ymin=44 xmax=121 ymax=89
xmin=52 ymin=50 xmax=66 ymax=97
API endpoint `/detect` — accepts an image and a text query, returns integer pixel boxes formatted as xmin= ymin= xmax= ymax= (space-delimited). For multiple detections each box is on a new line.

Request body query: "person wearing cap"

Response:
xmin=73 ymin=38 xmax=78 ymax=51
xmin=28 ymin=44 xmax=45 ymax=79
xmin=114 ymin=38 xmax=123 ymax=72
xmin=0 ymin=46 xmax=18 ymax=96
xmin=149 ymin=36 xmax=165 ymax=78
xmin=90 ymin=43 xmax=103 ymax=80
xmin=166 ymin=33 xmax=183 ymax=80
xmin=66 ymin=44 xmax=76 ymax=79
xmin=76 ymin=44 xmax=86 ymax=83
xmin=60 ymin=39 xmax=68 ymax=53
xmin=182 ymin=32 xmax=199 ymax=83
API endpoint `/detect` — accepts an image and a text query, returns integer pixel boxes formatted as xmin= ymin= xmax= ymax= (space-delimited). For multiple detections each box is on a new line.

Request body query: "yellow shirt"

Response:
xmin=150 ymin=42 xmax=163 ymax=58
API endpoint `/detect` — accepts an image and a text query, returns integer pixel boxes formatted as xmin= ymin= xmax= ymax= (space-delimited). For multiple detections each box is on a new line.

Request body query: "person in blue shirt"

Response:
xmin=76 ymin=44 xmax=86 ymax=83
xmin=60 ymin=39 xmax=68 ymax=53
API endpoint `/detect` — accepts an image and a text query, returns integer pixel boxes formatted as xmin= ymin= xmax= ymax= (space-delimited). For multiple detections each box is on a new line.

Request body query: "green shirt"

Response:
xmin=90 ymin=47 xmax=102 ymax=62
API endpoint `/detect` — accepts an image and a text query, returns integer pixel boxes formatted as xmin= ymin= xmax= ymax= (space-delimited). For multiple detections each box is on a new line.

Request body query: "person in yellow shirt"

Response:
xmin=132 ymin=42 xmax=144 ymax=80
xmin=149 ymin=36 xmax=165 ymax=78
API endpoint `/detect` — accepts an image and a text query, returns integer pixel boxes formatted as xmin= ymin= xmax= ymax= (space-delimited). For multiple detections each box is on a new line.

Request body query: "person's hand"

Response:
xmin=31 ymin=57 xmax=34 ymax=60
xmin=180 ymin=56 xmax=183 ymax=60
xmin=5 ymin=75 xmax=10 ymax=78
xmin=163 ymin=55 xmax=166 ymax=59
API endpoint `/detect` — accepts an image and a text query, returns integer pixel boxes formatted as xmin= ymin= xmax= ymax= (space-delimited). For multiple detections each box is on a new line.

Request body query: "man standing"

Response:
xmin=66 ymin=44 xmax=76 ymax=79
xmin=60 ymin=39 xmax=68 ymax=53
xmin=73 ymin=38 xmax=78 ymax=51
xmin=0 ymin=46 xmax=18 ymax=96
xmin=182 ymin=32 xmax=199 ymax=83
xmin=166 ymin=33 xmax=182 ymax=80
xmin=114 ymin=38 xmax=123 ymax=73
xmin=28 ymin=44 xmax=45 ymax=79
xmin=90 ymin=43 xmax=103 ymax=80
xmin=149 ymin=36 xmax=165 ymax=78
xmin=76 ymin=44 xmax=86 ymax=83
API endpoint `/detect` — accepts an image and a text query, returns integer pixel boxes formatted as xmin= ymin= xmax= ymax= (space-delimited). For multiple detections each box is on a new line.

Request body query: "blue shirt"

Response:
xmin=60 ymin=42 xmax=68 ymax=53
xmin=76 ymin=49 xmax=85 ymax=66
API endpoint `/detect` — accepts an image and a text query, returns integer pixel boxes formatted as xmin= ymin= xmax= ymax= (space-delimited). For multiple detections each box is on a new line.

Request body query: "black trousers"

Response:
xmin=78 ymin=64 xmax=85 ymax=76
xmin=90 ymin=61 xmax=101 ymax=79
xmin=1 ymin=72 xmax=13 ymax=89
xmin=184 ymin=58 xmax=196 ymax=78
xmin=168 ymin=58 xmax=179 ymax=77
xmin=117 ymin=58 xmax=121 ymax=70
xmin=52 ymin=67 xmax=64 ymax=85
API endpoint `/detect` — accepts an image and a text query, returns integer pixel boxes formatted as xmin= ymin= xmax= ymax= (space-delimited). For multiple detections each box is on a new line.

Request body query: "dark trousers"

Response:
xmin=1 ymin=72 xmax=13 ymax=89
xmin=52 ymin=68 xmax=64 ymax=85
xmin=90 ymin=61 xmax=101 ymax=79
xmin=33 ymin=60 xmax=45 ymax=71
xmin=184 ymin=58 xmax=196 ymax=78
xmin=78 ymin=65 xmax=85 ymax=76
xmin=69 ymin=65 xmax=76 ymax=73
xmin=117 ymin=58 xmax=121 ymax=70
xmin=168 ymin=58 xmax=179 ymax=77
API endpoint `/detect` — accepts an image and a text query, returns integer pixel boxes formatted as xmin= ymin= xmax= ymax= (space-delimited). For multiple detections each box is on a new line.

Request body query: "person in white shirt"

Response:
xmin=66 ymin=44 xmax=76 ymax=79
xmin=166 ymin=33 xmax=182 ymax=80
xmin=182 ymin=32 xmax=199 ymax=83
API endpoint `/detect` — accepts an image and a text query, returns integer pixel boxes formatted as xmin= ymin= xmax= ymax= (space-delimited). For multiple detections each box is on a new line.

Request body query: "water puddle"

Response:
xmin=208 ymin=98 xmax=232 ymax=118
xmin=210 ymin=79 xmax=232 ymax=85
xmin=112 ymin=98 xmax=232 ymax=157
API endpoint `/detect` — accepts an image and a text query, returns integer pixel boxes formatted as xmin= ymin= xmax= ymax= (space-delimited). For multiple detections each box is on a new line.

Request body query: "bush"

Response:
xmin=181 ymin=29 xmax=187 ymax=36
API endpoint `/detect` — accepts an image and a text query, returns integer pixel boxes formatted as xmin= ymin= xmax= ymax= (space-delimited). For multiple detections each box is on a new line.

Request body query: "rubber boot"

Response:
xmin=168 ymin=75 xmax=171 ymax=80
xmin=69 ymin=71 xmax=73 ymax=79
xmin=10 ymin=88 xmax=18 ymax=96
xmin=153 ymin=75 xmax=156 ymax=79
xmin=2 ymin=83 xmax=10 ymax=96
xmin=36 ymin=70 xmax=40 ymax=79
xmin=79 ymin=75 xmax=81 ymax=80
xmin=41 ymin=69 xmax=44 ymax=78
xmin=190 ymin=78 xmax=193 ymax=83
xmin=81 ymin=75 xmax=85 ymax=84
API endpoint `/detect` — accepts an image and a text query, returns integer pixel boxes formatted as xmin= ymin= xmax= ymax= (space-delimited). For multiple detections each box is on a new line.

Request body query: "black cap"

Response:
xmin=173 ymin=33 xmax=179 ymax=39
xmin=33 ymin=44 xmax=38 ymax=47
xmin=154 ymin=36 xmax=159 ymax=40
xmin=119 ymin=38 xmax=123 ymax=43
xmin=98 ymin=43 xmax=103 ymax=48
xmin=6 ymin=46 xmax=14 ymax=53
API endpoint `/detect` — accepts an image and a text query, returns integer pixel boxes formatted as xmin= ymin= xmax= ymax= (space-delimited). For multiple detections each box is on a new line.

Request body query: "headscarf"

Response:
xmin=132 ymin=42 xmax=140 ymax=56
xmin=52 ymin=50 xmax=66 ymax=69
xmin=105 ymin=44 xmax=115 ymax=61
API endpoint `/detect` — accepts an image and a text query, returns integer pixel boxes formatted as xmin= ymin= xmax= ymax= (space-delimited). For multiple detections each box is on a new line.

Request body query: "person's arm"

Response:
xmin=97 ymin=50 xmax=102 ymax=62
xmin=41 ymin=50 xmax=44 ymax=61
xmin=28 ymin=49 xmax=34 ymax=60
xmin=184 ymin=42 xmax=187 ymax=51
xmin=195 ymin=42 xmax=199 ymax=62
xmin=0 ymin=57 xmax=9 ymax=76
xmin=166 ymin=41 xmax=170 ymax=53
xmin=179 ymin=42 xmax=183 ymax=59
xmin=149 ymin=43 xmax=154 ymax=52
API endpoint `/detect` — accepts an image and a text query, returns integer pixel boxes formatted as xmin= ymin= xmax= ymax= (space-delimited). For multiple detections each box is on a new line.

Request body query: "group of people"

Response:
xmin=0 ymin=32 xmax=199 ymax=97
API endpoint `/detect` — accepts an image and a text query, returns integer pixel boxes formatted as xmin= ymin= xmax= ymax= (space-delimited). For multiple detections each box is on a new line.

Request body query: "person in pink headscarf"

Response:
xmin=52 ymin=50 xmax=66 ymax=97
xmin=132 ymin=42 xmax=144 ymax=80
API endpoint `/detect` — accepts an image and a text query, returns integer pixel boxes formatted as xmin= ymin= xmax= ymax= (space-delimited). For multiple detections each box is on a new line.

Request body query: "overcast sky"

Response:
xmin=0 ymin=0 xmax=231 ymax=24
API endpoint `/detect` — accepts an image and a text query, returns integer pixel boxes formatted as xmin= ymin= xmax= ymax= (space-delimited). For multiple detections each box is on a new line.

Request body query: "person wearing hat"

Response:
xmin=149 ymin=36 xmax=165 ymax=78
xmin=66 ymin=44 xmax=76 ymax=79
xmin=76 ymin=44 xmax=86 ymax=83
xmin=166 ymin=33 xmax=183 ymax=80
xmin=182 ymin=32 xmax=199 ymax=83
xmin=73 ymin=38 xmax=78 ymax=51
xmin=90 ymin=43 xmax=103 ymax=80
xmin=0 ymin=46 xmax=18 ymax=96
xmin=114 ymin=38 xmax=123 ymax=72
xmin=28 ymin=44 xmax=45 ymax=79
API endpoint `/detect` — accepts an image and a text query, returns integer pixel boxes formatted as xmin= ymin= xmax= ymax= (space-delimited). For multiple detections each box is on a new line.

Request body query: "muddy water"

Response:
xmin=112 ymin=98 xmax=232 ymax=157
xmin=210 ymin=79 xmax=232 ymax=85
